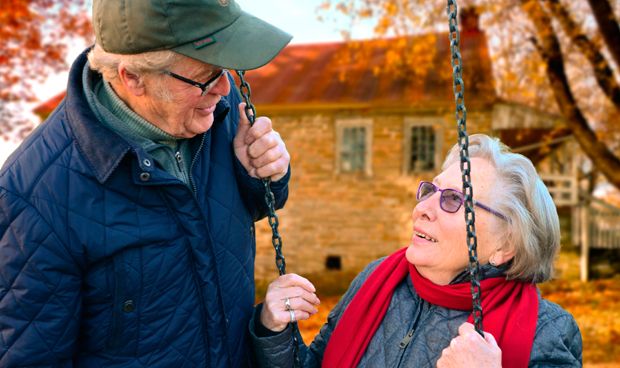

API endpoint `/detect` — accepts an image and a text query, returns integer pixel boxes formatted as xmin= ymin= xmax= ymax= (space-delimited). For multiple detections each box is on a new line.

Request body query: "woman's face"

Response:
xmin=406 ymin=157 xmax=503 ymax=285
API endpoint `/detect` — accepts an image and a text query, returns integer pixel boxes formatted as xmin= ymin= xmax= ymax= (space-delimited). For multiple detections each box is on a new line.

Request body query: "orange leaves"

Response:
xmin=540 ymin=278 xmax=620 ymax=364
xmin=0 ymin=0 xmax=91 ymax=139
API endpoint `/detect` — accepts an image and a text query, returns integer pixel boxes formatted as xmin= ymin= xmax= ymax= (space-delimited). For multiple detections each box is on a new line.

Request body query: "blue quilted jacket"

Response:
xmin=0 ymin=50 xmax=289 ymax=367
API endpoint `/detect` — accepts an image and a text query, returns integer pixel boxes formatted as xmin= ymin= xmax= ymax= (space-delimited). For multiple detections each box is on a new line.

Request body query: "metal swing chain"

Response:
xmin=447 ymin=0 xmax=484 ymax=335
xmin=236 ymin=70 xmax=302 ymax=367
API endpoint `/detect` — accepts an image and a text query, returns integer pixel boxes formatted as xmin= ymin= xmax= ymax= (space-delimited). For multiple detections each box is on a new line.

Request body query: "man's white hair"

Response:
xmin=87 ymin=44 xmax=182 ymax=101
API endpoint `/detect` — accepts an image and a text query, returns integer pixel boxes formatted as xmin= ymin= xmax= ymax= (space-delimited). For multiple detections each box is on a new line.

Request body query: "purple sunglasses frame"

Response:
xmin=416 ymin=181 xmax=509 ymax=222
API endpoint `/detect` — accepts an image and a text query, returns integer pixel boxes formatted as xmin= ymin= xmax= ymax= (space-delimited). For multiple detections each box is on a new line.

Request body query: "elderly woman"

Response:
xmin=250 ymin=134 xmax=582 ymax=367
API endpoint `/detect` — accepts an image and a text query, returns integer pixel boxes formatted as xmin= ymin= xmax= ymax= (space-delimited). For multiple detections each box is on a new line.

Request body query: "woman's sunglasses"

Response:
xmin=416 ymin=181 xmax=509 ymax=221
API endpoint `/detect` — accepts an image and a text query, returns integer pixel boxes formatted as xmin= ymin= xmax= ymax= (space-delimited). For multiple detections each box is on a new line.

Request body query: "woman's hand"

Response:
xmin=259 ymin=273 xmax=321 ymax=332
xmin=436 ymin=322 xmax=502 ymax=368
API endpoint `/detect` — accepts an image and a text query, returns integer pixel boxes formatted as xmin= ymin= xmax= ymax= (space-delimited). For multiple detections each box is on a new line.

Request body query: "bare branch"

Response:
xmin=545 ymin=0 xmax=620 ymax=110
xmin=521 ymin=0 xmax=620 ymax=187
xmin=586 ymin=0 xmax=620 ymax=69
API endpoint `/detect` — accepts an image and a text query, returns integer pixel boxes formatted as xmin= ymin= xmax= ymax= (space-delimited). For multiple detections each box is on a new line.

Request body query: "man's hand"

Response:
xmin=234 ymin=103 xmax=290 ymax=181
xmin=436 ymin=322 xmax=502 ymax=368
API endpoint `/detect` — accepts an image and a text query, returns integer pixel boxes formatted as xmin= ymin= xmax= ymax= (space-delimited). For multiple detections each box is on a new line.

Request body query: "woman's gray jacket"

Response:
xmin=250 ymin=259 xmax=582 ymax=367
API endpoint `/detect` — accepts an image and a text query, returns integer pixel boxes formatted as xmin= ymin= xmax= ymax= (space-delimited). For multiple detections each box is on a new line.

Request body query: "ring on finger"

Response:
xmin=289 ymin=308 xmax=296 ymax=323
xmin=284 ymin=297 xmax=292 ymax=311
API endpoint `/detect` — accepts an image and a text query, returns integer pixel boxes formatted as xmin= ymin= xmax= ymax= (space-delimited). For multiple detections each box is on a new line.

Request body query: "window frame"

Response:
xmin=402 ymin=118 xmax=443 ymax=175
xmin=335 ymin=118 xmax=373 ymax=176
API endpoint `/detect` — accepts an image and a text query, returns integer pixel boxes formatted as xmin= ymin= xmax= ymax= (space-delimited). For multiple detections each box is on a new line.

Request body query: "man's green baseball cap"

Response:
xmin=93 ymin=0 xmax=292 ymax=70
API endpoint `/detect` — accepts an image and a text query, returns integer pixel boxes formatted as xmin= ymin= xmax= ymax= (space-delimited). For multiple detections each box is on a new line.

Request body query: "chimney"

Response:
xmin=460 ymin=7 xmax=481 ymax=35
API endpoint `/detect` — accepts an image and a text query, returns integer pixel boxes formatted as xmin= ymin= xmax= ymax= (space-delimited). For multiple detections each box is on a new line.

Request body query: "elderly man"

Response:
xmin=0 ymin=0 xmax=291 ymax=366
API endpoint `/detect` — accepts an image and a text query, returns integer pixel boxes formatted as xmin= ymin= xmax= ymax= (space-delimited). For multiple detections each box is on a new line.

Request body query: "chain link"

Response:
xmin=236 ymin=70 xmax=301 ymax=367
xmin=447 ymin=0 xmax=484 ymax=336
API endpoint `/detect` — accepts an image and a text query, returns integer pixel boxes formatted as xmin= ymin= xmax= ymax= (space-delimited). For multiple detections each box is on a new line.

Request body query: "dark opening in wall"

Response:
xmin=325 ymin=255 xmax=342 ymax=270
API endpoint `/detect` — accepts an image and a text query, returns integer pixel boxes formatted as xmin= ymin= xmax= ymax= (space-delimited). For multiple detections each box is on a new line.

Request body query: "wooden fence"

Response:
xmin=576 ymin=197 xmax=620 ymax=281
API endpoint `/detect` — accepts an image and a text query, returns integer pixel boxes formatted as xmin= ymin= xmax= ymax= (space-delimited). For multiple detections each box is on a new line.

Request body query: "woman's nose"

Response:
xmin=413 ymin=194 xmax=438 ymax=221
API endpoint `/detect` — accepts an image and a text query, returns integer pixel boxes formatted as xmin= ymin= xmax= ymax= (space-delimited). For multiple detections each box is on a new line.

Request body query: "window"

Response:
xmin=336 ymin=119 xmax=372 ymax=175
xmin=403 ymin=119 xmax=442 ymax=174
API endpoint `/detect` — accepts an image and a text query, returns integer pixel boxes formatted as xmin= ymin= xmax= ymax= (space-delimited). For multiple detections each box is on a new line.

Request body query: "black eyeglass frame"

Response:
xmin=163 ymin=68 xmax=227 ymax=96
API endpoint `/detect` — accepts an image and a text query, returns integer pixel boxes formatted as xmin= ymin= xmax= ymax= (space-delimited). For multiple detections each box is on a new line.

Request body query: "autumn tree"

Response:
xmin=320 ymin=0 xmax=620 ymax=188
xmin=0 ymin=0 xmax=91 ymax=140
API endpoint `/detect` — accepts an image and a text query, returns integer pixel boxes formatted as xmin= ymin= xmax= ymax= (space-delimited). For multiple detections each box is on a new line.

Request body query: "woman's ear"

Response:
xmin=490 ymin=245 xmax=516 ymax=266
xmin=117 ymin=63 xmax=146 ymax=97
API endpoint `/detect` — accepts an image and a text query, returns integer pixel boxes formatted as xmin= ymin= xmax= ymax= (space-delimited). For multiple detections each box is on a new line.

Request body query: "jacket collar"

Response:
xmin=65 ymin=47 xmax=230 ymax=184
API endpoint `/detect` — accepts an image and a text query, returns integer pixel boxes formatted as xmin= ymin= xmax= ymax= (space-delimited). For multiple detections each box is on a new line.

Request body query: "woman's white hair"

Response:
xmin=87 ymin=44 xmax=182 ymax=100
xmin=442 ymin=134 xmax=560 ymax=283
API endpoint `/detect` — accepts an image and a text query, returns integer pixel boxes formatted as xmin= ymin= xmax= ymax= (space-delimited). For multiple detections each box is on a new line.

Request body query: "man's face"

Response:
xmin=142 ymin=56 xmax=231 ymax=138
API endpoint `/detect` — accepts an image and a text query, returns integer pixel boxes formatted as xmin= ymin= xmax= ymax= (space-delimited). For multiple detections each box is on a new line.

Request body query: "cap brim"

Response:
xmin=173 ymin=11 xmax=292 ymax=70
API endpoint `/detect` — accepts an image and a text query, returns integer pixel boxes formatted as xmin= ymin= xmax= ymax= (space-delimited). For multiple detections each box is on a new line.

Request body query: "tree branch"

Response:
xmin=521 ymin=0 xmax=620 ymax=188
xmin=586 ymin=0 xmax=620 ymax=69
xmin=545 ymin=0 xmax=620 ymax=110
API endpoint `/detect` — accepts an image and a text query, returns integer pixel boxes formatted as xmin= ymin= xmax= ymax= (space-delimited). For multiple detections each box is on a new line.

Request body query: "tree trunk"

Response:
xmin=521 ymin=0 xmax=620 ymax=188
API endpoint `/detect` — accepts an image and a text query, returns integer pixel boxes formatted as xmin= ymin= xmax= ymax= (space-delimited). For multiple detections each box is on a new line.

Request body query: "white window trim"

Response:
xmin=335 ymin=118 xmax=373 ymax=176
xmin=403 ymin=117 xmax=443 ymax=175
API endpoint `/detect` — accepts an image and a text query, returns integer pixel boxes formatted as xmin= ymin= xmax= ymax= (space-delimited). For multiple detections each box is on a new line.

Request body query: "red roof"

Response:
xmin=34 ymin=93 xmax=65 ymax=116
xmin=35 ymin=33 xmax=496 ymax=115
xmin=240 ymin=33 xmax=496 ymax=111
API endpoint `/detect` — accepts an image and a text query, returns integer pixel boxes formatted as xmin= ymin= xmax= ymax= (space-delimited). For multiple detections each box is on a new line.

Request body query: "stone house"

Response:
xmin=243 ymin=11 xmax=522 ymax=280
xmin=36 ymin=11 xmax=613 ymax=282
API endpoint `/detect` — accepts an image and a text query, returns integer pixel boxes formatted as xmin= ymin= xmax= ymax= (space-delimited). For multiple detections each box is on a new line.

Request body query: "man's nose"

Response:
xmin=209 ymin=72 xmax=231 ymax=96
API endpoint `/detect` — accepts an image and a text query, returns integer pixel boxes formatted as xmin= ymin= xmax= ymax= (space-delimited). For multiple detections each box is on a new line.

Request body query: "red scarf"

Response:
xmin=322 ymin=247 xmax=538 ymax=368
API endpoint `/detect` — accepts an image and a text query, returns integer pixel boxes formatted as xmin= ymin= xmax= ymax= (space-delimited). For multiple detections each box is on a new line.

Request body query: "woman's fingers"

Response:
xmin=286 ymin=295 xmax=319 ymax=315
xmin=260 ymin=274 xmax=320 ymax=332
xmin=273 ymin=273 xmax=317 ymax=292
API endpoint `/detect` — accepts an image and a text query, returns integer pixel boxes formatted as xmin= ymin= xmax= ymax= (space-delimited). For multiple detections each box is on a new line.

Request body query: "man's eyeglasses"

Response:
xmin=163 ymin=68 xmax=227 ymax=96
xmin=416 ymin=181 xmax=509 ymax=222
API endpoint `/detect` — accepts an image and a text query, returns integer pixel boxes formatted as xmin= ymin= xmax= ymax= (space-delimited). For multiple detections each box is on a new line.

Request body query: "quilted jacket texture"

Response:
xmin=0 ymin=49 xmax=289 ymax=367
xmin=250 ymin=259 xmax=582 ymax=367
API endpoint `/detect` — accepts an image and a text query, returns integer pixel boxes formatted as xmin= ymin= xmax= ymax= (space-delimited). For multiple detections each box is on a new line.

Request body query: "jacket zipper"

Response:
xmin=188 ymin=134 xmax=206 ymax=195
xmin=185 ymin=132 xmax=233 ymax=366
xmin=396 ymin=301 xmax=426 ymax=367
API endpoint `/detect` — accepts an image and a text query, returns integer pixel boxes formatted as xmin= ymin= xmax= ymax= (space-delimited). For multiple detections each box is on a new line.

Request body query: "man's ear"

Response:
xmin=117 ymin=63 xmax=146 ymax=97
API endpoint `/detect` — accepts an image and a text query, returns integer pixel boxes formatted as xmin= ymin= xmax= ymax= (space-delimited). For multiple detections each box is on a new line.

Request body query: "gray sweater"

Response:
xmin=250 ymin=259 xmax=582 ymax=367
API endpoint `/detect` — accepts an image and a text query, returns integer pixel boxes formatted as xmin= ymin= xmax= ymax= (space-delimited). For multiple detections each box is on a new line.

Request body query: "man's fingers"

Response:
xmin=250 ymin=148 xmax=283 ymax=168
xmin=235 ymin=103 xmax=252 ymax=145
xmin=245 ymin=116 xmax=273 ymax=145
xmin=255 ymin=157 xmax=289 ymax=181
xmin=247 ymin=133 xmax=279 ymax=159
